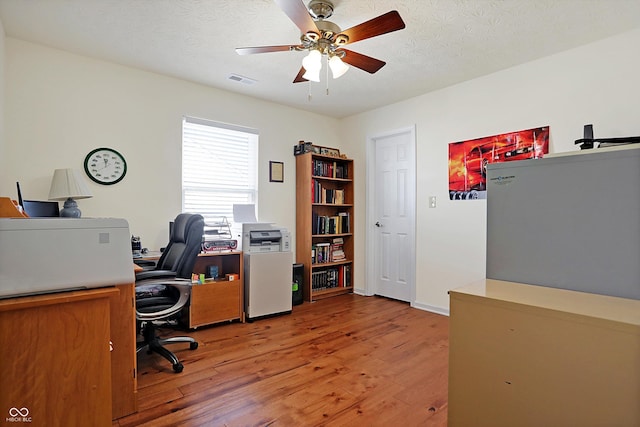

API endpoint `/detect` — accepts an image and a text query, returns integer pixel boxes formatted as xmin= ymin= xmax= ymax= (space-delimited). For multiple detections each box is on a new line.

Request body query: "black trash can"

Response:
xmin=292 ymin=263 xmax=304 ymax=306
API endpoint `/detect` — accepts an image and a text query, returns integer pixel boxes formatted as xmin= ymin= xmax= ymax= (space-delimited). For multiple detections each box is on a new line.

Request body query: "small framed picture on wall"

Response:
xmin=269 ymin=161 xmax=284 ymax=183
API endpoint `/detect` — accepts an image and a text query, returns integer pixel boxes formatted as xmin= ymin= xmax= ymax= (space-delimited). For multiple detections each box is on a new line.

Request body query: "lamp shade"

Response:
xmin=301 ymin=49 xmax=322 ymax=82
xmin=329 ymin=56 xmax=349 ymax=79
xmin=302 ymin=49 xmax=322 ymax=72
xmin=48 ymin=168 xmax=93 ymax=201
xmin=302 ymin=67 xmax=321 ymax=82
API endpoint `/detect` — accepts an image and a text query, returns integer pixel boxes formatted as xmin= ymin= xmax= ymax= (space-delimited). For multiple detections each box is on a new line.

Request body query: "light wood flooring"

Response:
xmin=113 ymin=294 xmax=449 ymax=426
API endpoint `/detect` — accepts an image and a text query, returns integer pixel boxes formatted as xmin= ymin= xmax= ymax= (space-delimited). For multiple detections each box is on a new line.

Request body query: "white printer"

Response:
xmin=241 ymin=223 xmax=293 ymax=320
xmin=242 ymin=224 xmax=291 ymax=253
xmin=0 ymin=218 xmax=134 ymax=298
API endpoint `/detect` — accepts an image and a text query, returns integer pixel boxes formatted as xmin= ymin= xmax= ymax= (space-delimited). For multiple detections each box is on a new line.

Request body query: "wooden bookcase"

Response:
xmin=296 ymin=152 xmax=354 ymax=302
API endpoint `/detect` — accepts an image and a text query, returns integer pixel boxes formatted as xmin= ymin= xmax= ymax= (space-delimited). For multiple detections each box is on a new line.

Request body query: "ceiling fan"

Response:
xmin=235 ymin=0 xmax=406 ymax=83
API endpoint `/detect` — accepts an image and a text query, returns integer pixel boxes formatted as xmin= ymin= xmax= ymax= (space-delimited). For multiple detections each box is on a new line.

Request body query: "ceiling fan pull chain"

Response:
xmin=326 ymin=55 xmax=330 ymax=95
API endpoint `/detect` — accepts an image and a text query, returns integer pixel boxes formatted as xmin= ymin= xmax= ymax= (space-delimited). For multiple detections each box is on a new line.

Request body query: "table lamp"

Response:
xmin=48 ymin=168 xmax=93 ymax=218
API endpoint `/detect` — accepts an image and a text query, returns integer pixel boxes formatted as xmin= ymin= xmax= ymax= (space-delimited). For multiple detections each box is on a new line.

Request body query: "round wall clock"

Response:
xmin=84 ymin=147 xmax=127 ymax=185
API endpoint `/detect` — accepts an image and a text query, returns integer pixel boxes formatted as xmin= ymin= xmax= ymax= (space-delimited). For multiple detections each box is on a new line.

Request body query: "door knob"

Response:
xmin=375 ymin=221 xmax=381 ymax=227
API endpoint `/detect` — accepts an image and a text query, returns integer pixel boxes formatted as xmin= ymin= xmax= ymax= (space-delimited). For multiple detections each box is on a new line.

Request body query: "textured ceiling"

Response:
xmin=1 ymin=0 xmax=640 ymax=118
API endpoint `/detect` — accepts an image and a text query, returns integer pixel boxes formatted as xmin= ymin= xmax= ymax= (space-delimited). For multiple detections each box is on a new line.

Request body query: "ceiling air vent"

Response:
xmin=227 ymin=74 xmax=257 ymax=85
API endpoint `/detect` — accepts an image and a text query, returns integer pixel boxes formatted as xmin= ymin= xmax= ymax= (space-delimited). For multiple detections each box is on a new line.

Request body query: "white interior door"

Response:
xmin=367 ymin=127 xmax=416 ymax=302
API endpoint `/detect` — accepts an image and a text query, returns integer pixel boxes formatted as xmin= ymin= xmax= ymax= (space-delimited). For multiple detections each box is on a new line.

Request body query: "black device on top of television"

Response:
xmin=22 ymin=200 xmax=60 ymax=217
xmin=16 ymin=182 xmax=59 ymax=217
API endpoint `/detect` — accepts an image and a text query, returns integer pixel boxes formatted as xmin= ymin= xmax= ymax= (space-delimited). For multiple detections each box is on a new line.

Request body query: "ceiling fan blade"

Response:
xmin=340 ymin=49 xmax=386 ymax=74
xmin=236 ymin=45 xmax=296 ymax=55
xmin=337 ymin=10 xmax=406 ymax=45
xmin=274 ymin=0 xmax=319 ymax=35
xmin=293 ymin=67 xmax=308 ymax=83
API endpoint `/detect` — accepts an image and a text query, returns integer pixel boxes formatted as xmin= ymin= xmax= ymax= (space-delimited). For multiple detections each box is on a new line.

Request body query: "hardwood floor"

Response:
xmin=113 ymin=294 xmax=449 ymax=427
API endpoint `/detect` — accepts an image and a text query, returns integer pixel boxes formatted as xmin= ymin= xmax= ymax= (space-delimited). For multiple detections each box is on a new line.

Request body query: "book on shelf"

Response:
xmin=331 ymin=237 xmax=346 ymax=262
xmin=344 ymin=264 xmax=351 ymax=287
xmin=312 ymin=242 xmax=331 ymax=264
xmin=312 ymin=179 xmax=346 ymax=205
xmin=310 ymin=264 xmax=352 ymax=291
xmin=311 ymin=238 xmax=346 ymax=264
xmin=311 ymin=212 xmax=350 ymax=235
xmin=312 ymin=159 xmax=349 ymax=179
xmin=338 ymin=212 xmax=350 ymax=233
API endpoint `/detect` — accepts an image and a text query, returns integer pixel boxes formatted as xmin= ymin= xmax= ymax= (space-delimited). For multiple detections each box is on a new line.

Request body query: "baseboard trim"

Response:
xmin=411 ymin=301 xmax=450 ymax=317
xmin=354 ymin=290 xmax=450 ymax=316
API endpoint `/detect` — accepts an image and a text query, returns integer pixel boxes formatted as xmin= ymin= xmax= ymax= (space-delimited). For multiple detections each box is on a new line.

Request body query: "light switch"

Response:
xmin=429 ymin=196 xmax=437 ymax=208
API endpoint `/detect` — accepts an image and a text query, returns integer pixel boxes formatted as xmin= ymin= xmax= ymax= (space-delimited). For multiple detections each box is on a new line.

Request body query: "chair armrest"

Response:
xmin=135 ymin=278 xmax=192 ymax=321
xmin=135 ymin=269 xmax=177 ymax=282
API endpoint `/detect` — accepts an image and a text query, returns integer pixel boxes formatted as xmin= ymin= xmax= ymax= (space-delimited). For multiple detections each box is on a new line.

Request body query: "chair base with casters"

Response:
xmin=136 ymin=320 xmax=198 ymax=373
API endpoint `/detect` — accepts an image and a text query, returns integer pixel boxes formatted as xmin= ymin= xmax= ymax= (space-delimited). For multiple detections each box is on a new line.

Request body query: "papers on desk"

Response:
xmin=233 ymin=204 xmax=257 ymax=223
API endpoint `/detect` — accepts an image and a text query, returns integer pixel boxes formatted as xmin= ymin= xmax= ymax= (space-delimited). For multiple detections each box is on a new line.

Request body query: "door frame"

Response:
xmin=365 ymin=125 xmax=417 ymax=303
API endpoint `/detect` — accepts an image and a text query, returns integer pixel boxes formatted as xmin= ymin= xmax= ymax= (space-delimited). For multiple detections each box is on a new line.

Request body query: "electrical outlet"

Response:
xmin=429 ymin=196 xmax=437 ymax=208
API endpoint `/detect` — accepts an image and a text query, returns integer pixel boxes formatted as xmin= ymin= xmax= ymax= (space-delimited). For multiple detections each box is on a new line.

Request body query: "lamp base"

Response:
xmin=60 ymin=197 xmax=82 ymax=218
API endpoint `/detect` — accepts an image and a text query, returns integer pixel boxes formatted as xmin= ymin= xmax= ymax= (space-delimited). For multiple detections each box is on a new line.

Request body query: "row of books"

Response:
xmin=312 ymin=179 xmax=346 ymax=204
xmin=312 ymin=212 xmax=350 ymax=235
xmin=312 ymin=237 xmax=346 ymax=264
xmin=312 ymin=159 xmax=349 ymax=179
xmin=311 ymin=265 xmax=352 ymax=291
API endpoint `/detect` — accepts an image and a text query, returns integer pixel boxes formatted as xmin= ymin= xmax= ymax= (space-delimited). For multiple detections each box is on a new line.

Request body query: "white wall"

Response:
xmin=0 ymin=18 xmax=5 ymax=186
xmin=3 ymin=38 xmax=342 ymax=251
xmin=340 ymin=29 xmax=640 ymax=314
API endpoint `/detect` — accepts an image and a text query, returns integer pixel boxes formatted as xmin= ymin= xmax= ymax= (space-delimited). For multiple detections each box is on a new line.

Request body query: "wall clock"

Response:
xmin=84 ymin=147 xmax=127 ymax=185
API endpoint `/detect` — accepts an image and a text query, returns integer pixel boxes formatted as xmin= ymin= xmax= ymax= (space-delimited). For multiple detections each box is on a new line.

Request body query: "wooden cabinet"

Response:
xmin=136 ymin=251 xmax=245 ymax=328
xmin=186 ymin=251 xmax=244 ymax=327
xmin=296 ymin=152 xmax=354 ymax=302
xmin=448 ymin=279 xmax=640 ymax=427
xmin=0 ymin=288 xmax=118 ymax=426
xmin=110 ymin=283 xmax=137 ymax=420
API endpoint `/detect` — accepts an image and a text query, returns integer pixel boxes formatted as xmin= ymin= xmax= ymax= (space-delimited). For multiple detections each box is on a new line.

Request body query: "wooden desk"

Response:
xmin=448 ymin=279 xmax=640 ymax=427
xmin=0 ymin=288 xmax=117 ymax=426
xmin=0 ymin=284 xmax=137 ymax=423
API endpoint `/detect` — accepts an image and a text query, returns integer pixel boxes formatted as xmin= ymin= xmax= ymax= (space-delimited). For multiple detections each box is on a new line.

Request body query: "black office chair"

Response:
xmin=135 ymin=213 xmax=204 ymax=373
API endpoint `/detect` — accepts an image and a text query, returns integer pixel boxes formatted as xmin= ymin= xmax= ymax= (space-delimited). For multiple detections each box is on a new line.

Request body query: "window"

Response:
xmin=182 ymin=116 xmax=258 ymax=224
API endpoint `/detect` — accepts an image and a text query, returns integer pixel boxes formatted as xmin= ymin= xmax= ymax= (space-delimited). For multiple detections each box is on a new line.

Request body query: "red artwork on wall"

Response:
xmin=448 ymin=126 xmax=549 ymax=200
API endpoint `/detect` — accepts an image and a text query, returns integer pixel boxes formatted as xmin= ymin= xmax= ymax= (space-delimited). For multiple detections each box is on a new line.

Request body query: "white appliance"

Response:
xmin=242 ymin=223 xmax=293 ymax=320
xmin=0 ymin=218 xmax=134 ymax=298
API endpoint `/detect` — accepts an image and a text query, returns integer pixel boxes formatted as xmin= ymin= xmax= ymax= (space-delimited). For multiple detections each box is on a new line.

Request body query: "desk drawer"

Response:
xmin=187 ymin=280 xmax=241 ymax=328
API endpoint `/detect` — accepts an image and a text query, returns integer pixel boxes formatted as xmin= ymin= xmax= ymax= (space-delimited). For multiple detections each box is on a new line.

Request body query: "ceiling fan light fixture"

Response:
xmin=302 ymin=67 xmax=321 ymax=82
xmin=329 ymin=55 xmax=349 ymax=79
xmin=302 ymin=49 xmax=322 ymax=74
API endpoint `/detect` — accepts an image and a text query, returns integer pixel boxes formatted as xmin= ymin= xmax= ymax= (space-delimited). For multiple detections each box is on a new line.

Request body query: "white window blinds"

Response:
xmin=182 ymin=117 xmax=258 ymax=224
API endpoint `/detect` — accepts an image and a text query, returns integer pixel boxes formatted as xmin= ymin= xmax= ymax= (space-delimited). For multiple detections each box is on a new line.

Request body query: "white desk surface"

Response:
xmin=450 ymin=279 xmax=640 ymax=329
